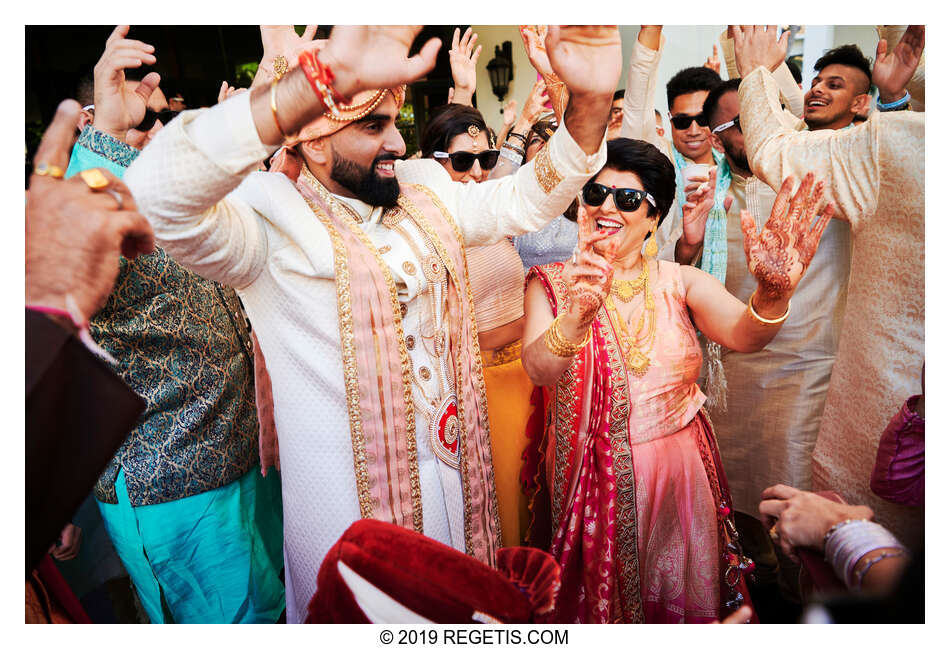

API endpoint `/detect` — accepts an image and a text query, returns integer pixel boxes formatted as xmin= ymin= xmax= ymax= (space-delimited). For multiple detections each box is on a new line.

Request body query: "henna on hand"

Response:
xmin=743 ymin=173 xmax=833 ymax=300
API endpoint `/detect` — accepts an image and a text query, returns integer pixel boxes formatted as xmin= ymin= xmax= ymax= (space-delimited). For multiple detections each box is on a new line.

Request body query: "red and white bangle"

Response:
xmin=27 ymin=296 xmax=115 ymax=363
xmin=298 ymin=50 xmax=347 ymax=119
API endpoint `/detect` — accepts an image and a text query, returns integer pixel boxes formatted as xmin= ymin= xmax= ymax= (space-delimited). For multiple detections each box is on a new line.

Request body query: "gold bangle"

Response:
xmin=747 ymin=291 xmax=790 ymax=325
xmin=543 ymin=314 xmax=591 ymax=357
xmin=270 ymin=78 xmax=289 ymax=141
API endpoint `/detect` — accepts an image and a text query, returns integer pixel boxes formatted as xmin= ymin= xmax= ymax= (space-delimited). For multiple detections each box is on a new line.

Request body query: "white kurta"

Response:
xmin=123 ymin=92 xmax=605 ymax=622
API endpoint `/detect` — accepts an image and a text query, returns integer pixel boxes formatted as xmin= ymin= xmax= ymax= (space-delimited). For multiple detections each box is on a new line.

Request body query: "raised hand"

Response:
xmin=681 ymin=168 xmax=719 ymax=248
xmin=92 ymin=25 xmax=161 ymax=142
xmin=254 ymin=25 xmax=320 ymax=89
xmin=545 ymin=26 xmax=622 ymax=99
xmin=562 ymin=204 xmax=619 ymax=330
xmin=872 ymin=25 xmax=924 ymax=103
xmin=448 ymin=27 xmax=481 ymax=106
xmin=27 ymin=100 xmax=155 ymax=321
xmin=704 ymin=44 xmax=721 ymax=75
xmin=502 ymin=99 xmax=518 ymax=128
xmin=731 ymin=25 xmax=790 ymax=78
xmin=320 ymin=26 xmax=441 ymax=100
xmin=519 ymin=25 xmax=553 ymax=76
xmin=741 ymin=173 xmax=833 ymax=302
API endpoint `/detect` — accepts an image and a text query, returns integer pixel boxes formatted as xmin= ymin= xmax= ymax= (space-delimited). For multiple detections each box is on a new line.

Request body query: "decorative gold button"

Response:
xmin=406 ymin=335 xmax=415 ymax=350
xmin=419 ymin=367 xmax=431 ymax=381
xmin=399 ymin=303 xmax=408 ymax=318
xmin=402 ymin=261 xmax=416 ymax=275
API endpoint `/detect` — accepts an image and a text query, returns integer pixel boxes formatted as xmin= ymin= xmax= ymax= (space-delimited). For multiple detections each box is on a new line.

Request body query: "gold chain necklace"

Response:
xmin=609 ymin=261 xmax=649 ymax=302
xmin=605 ymin=261 xmax=656 ymax=376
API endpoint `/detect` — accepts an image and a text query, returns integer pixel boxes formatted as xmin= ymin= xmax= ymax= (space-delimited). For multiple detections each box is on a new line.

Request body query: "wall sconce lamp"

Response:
xmin=486 ymin=41 xmax=513 ymax=103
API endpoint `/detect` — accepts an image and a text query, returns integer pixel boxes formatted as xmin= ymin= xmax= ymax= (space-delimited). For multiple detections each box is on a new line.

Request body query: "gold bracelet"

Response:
xmin=270 ymin=78 xmax=289 ymax=141
xmin=543 ymin=314 xmax=591 ymax=357
xmin=747 ymin=291 xmax=790 ymax=325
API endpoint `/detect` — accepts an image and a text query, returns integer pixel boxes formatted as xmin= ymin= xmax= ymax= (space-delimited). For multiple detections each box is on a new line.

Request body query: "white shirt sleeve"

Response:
xmin=398 ymin=124 xmax=606 ymax=247
xmin=124 ymin=92 xmax=280 ymax=289
xmin=619 ymin=35 xmax=667 ymax=153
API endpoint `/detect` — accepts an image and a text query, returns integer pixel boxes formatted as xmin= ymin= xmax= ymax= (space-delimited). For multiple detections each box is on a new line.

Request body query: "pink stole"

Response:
xmin=295 ymin=172 xmax=500 ymax=566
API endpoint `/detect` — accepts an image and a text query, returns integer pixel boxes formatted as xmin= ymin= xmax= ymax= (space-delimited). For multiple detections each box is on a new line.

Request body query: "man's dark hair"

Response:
xmin=76 ymin=71 xmax=95 ymax=107
xmin=814 ymin=44 xmax=872 ymax=93
xmin=420 ymin=104 xmax=491 ymax=159
xmin=702 ymin=78 xmax=742 ymax=127
xmin=666 ymin=66 xmax=722 ymax=110
xmin=593 ymin=138 xmax=675 ymax=227
xmin=786 ymin=57 xmax=803 ymax=84
xmin=613 ymin=89 xmax=625 ymax=102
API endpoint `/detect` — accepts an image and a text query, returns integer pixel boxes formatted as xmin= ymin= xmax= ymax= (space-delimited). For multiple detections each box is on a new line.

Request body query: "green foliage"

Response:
xmin=396 ymin=102 xmax=418 ymax=157
xmin=235 ymin=62 xmax=258 ymax=88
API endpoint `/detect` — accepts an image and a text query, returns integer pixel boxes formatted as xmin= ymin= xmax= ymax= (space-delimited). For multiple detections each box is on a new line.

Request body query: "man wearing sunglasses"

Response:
xmin=124 ymin=25 xmax=621 ymax=623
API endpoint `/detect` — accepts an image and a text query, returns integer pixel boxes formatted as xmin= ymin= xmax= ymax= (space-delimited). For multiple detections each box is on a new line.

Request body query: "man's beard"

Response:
xmin=329 ymin=154 xmax=400 ymax=208
xmin=722 ymin=139 xmax=750 ymax=176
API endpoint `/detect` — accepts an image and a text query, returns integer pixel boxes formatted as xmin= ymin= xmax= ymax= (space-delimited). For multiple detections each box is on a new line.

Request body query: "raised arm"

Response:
xmin=429 ymin=26 xmax=620 ymax=245
xmin=682 ymin=173 xmax=832 ymax=352
xmin=125 ymin=26 xmax=442 ymax=287
xmin=618 ymin=26 xmax=666 ymax=150
xmin=447 ymin=27 xmax=481 ymax=107
xmin=522 ymin=206 xmax=616 ymax=386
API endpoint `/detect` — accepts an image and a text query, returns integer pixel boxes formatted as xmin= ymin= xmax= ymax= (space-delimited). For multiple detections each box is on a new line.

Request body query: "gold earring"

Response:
xmin=644 ymin=219 xmax=659 ymax=258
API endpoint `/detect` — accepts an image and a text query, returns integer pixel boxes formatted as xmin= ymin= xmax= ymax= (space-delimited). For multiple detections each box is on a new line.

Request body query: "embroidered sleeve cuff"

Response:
xmin=185 ymin=91 xmax=276 ymax=176
xmin=539 ymin=122 xmax=607 ymax=193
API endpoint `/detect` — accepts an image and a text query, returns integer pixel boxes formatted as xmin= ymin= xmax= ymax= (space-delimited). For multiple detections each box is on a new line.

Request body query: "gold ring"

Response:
xmin=273 ymin=55 xmax=288 ymax=80
xmin=768 ymin=523 xmax=780 ymax=544
xmin=35 ymin=162 xmax=65 ymax=178
xmin=79 ymin=168 xmax=110 ymax=189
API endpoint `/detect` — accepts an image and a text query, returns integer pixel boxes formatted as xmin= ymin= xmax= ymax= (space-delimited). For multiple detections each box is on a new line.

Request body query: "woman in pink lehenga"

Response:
xmin=521 ymin=139 xmax=833 ymax=623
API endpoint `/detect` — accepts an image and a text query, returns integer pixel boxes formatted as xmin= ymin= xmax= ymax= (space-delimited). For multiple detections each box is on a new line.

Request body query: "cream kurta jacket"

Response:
xmin=739 ymin=67 xmax=924 ymax=543
xmin=124 ymin=91 xmax=605 ymax=622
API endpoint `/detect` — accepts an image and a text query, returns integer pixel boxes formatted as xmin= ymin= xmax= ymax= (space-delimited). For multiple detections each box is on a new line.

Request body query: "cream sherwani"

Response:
xmin=123 ymin=92 xmax=605 ymax=622
xmin=620 ymin=40 xmax=852 ymax=516
xmin=714 ymin=174 xmax=852 ymax=515
xmin=739 ymin=67 xmax=924 ymax=542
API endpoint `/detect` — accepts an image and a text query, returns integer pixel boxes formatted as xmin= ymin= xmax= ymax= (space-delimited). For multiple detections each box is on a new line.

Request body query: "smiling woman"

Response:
xmin=521 ymin=138 xmax=834 ymax=623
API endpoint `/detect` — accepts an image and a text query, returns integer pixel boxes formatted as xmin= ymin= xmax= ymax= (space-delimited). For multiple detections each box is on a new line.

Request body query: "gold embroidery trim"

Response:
xmin=300 ymin=169 xmax=423 ymax=533
xmin=398 ymin=186 xmax=502 ymax=559
xmin=533 ymin=142 xmax=562 ymax=194
xmin=298 ymin=196 xmax=374 ymax=520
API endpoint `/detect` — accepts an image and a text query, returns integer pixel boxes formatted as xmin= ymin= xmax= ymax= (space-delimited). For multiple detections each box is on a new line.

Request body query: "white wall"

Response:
xmin=470 ymin=26 xmax=882 ymax=134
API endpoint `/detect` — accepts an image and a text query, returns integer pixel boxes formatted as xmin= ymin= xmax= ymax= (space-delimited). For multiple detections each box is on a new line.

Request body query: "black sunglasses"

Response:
xmin=433 ymin=150 xmax=500 ymax=173
xmin=582 ymin=182 xmax=656 ymax=213
xmin=669 ymin=112 xmax=709 ymax=130
xmin=134 ymin=109 xmax=178 ymax=131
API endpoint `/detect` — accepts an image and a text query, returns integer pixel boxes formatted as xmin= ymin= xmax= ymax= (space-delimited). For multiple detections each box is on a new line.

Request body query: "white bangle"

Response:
xmin=823 ymin=520 xmax=905 ymax=591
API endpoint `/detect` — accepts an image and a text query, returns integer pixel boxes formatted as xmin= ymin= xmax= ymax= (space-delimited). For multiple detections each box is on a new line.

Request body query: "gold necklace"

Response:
xmin=605 ymin=261 xmax=656 ymax=376
xmin=609 ymin=261 xmax=648 ymax=302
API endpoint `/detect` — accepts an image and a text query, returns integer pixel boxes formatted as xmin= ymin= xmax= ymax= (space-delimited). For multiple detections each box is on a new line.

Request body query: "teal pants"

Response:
xmin=98 ymin=468 xmax=284 ymax=623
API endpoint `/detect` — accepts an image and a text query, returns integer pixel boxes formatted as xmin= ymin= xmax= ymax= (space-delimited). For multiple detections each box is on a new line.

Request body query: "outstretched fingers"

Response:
xmin=801 ymin=203 xmax=835 ymax=266
xmin=765 ymin=175 xmax=795 ymax=230
xmin=739 ymin=209 xmax=757 ymax=261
